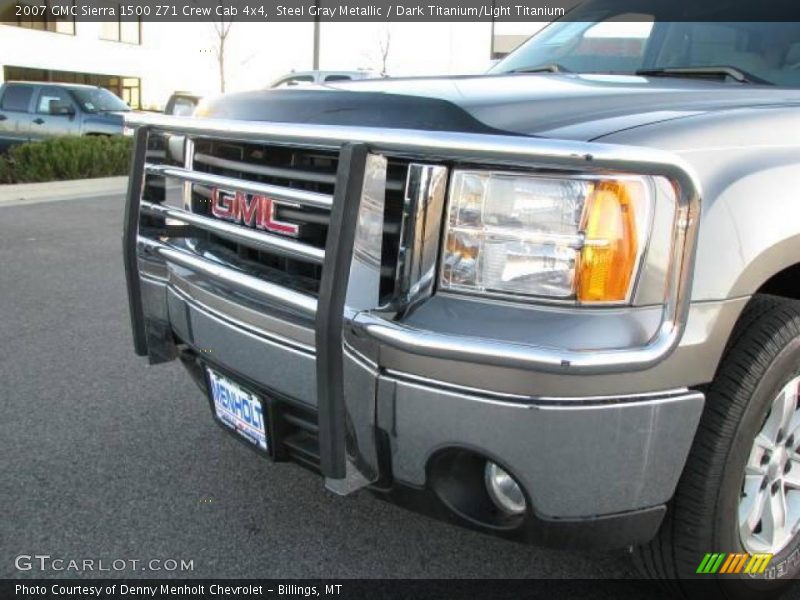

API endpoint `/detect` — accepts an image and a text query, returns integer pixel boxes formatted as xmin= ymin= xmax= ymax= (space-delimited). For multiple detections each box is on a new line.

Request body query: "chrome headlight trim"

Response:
xmin=438 ymin=169 xmax=658 ymax=306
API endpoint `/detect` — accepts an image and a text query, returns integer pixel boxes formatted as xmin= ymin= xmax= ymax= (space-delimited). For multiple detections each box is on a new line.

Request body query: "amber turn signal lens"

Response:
xmin=577 ymin=181 xmax=639 ymax=302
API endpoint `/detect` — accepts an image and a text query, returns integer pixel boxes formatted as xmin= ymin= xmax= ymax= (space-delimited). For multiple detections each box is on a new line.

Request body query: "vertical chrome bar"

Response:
xmin=182 ymin=137 xmax=195 ymax=213
xmin=332 ymin=153 xmax=388 ymax=494
xmin=394 ymin=164 xmax=449 ymax=313
xmin=122 ymin=126 xmax=150 ymax=356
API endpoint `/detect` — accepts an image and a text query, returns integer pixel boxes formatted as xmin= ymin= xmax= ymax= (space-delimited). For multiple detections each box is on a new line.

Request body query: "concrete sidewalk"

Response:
xmin=0 ymin=176 xmax=128 ymax=207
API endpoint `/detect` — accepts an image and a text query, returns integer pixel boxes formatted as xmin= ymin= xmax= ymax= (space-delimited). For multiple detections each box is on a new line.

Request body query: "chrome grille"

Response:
xmin=141 ymin=137 xmax=408 ymax=303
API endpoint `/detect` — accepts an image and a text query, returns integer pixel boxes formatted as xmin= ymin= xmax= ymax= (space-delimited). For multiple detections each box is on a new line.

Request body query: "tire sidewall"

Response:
xmin=716 ymin=336 xmax=800 ymax=595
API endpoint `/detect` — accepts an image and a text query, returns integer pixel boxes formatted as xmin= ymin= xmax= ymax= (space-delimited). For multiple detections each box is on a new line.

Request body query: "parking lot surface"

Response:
xmin=1 ymin=194 xmax=664 ymax=595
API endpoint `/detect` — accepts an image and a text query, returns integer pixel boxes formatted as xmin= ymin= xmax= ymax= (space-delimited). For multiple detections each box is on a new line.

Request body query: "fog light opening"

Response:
xmin=484 ymin=462 xmax=527 ymax=516
xmin=428 ymin=449 xmax=527 ymax=530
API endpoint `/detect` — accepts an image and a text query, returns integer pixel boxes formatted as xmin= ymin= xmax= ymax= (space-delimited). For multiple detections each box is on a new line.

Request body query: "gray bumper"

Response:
xmin=379 ymin=376 xmax=703 ymax=518
xmin=148 ymin=274 xmax=705 ymax=519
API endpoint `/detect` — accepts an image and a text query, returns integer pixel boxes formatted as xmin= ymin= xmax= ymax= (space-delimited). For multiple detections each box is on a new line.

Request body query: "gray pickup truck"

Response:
xmin=123 ymin=9 xmax=800 ymax=598
xmin=0 ymin=82 xmax=129 ymax=149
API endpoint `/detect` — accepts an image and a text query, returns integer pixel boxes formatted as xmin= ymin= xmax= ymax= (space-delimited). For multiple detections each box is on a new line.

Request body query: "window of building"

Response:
xmin=100 ymin=10 xmax=141 ymax=44
xmin=121 ymin=78 xmax=141 ymax=108
xmin=120 ymin=20 xmax=140 ymax=44
xmin=2 ymin=1 xmax=76 ymax=35
xmin=1 ymin=85 xmax=34 ymax=113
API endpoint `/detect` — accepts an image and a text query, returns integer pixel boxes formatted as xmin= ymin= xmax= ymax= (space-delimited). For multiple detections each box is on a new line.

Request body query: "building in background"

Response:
xmin=492 ymin=22 xmax=547 ymax=59
xmin=0 ymin=11 xmax=546 ymax=110
xmin=0 ymin=6 xmax=208 ymax=109
xmin=2 ymin=7 xmax=149 ymax=107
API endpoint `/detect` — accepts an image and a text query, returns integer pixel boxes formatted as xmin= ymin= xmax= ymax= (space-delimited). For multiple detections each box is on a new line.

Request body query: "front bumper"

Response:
xmin=124 ymin=114 xmax=713 ymax=548
xmin=149 ymin=274 xmax=705 ymax=546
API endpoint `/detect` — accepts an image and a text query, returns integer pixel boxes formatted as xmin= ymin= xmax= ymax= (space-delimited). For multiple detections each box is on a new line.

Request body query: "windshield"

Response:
xmin=493 ymin=16 xmax=800 ymax=87
xmin=70 ymin=87 xmax=131 ymax=113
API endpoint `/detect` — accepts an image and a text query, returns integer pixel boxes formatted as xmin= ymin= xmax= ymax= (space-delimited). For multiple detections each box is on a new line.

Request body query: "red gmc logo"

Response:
xmin=210 ymin=188 xmax=300 ymax=238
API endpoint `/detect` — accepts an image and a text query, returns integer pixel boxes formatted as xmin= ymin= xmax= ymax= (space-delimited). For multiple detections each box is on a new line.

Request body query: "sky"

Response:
xmin=141 ymin=21 xmax=546 ymax=103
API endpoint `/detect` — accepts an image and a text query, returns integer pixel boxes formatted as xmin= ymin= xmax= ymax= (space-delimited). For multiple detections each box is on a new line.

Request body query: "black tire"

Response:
xmin=634 ymin=294 xmax=800 ymax=599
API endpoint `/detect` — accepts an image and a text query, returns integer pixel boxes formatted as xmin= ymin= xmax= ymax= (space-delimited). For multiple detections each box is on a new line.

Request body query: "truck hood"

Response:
xmin=204 ymin=74 xmax=800 ymax=142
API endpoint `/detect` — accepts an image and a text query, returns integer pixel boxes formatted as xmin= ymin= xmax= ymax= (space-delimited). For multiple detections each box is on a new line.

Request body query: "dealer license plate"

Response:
xmin=207 ymin=368 xmax=268 ymax=452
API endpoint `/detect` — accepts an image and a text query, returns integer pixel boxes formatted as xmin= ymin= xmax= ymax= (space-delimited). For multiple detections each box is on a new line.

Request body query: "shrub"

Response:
xmin=0 ymin=135 xmax=132 ymax=184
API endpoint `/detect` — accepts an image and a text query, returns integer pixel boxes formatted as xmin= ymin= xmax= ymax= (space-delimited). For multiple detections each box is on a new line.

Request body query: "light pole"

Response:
xmin=490 ymin=0 xmax=496 ymax=59
xmin=313 ymin=0 xmax=320 ymax=70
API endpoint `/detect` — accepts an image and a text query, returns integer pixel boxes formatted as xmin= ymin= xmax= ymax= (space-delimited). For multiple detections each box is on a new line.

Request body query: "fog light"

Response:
xmin=484 ymin=462 xmax=526 ymax=515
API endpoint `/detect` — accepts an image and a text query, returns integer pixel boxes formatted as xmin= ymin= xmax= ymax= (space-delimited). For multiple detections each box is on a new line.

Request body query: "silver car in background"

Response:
xmin=269 ymin=70 xmax=380 ymax=88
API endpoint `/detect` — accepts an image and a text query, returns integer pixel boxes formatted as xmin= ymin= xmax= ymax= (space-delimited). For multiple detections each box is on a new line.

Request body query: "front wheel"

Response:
xmin=634 ymin=294 xmax=800 ymax=599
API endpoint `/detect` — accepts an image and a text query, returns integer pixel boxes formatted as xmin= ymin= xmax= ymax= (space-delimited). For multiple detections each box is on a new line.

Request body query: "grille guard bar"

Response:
xmin=123 ymin=113 xmax=702 ymax=485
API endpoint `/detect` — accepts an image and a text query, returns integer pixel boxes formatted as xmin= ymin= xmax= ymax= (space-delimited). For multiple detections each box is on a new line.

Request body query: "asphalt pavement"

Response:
xmin=0 ymin=193 xmax=662 ymax=593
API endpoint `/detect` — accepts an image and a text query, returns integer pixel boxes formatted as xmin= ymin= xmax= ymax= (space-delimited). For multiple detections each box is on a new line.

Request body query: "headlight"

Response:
xmin=123 ymin=126 xmax=135 ymax=137
xmin=440 ymin=170 xmax=652 ymax=304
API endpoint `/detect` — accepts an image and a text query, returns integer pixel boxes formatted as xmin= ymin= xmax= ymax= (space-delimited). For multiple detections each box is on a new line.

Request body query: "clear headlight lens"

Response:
xmin=440 ymin=170 xmax=651 ymax=303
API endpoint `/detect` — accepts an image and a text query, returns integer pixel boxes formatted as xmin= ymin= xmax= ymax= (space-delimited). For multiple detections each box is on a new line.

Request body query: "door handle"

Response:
xmin=0 ymin=114 xmax=7 ymax=121
xmin=33 ymin=118 xmax=45 ymax=125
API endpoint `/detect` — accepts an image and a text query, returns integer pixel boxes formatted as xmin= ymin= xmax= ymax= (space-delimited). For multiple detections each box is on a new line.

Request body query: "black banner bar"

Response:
xmin=3 ymin=578 xmax=772 ymax=600
xmin=3 ymin=0 xmax=800 ymax=22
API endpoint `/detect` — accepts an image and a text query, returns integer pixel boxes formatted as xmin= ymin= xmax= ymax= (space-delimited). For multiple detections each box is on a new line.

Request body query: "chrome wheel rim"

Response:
xmin=739 ymin=375 xmax=800 ymax=554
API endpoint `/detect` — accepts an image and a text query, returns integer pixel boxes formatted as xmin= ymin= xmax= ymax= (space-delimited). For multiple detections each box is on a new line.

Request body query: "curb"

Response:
xmin=0 ymin=176 xmax=128 ymax=206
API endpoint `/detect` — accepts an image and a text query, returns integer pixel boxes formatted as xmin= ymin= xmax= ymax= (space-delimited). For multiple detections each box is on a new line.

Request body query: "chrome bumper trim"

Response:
xmin=354 ymin=311 xmax=683 ymax=375
xmin=138 ymin=237 xmax=318 ymax=318
xmin=382 ymin=368 xmax=692 ymax=406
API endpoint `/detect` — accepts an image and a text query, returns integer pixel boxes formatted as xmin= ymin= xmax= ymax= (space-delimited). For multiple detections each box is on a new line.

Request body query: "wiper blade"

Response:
xmin=635 ymin=66 xmax=769 ymax=85
xmin=508 ymin=63 xmax=571 ymax=74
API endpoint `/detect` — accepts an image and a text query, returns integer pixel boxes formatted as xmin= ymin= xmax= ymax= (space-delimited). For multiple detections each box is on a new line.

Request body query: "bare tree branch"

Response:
xmin=378 ymin=29 xmax=391 ymax=77
xmin=212 ymin=5 xmax=233 ymax=93
xmin=193 ymin=0 xmax=233 ymax=93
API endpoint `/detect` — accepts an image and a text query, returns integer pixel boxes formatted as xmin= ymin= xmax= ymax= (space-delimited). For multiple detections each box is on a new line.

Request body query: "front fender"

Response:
xmin=694 ymin=158 xmax=800 ymax=300
xmin=599 ymin=107 xmax=800 ymax=303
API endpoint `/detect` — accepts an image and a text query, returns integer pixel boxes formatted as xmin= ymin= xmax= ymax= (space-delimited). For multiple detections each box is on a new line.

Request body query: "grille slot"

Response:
xmin=277 ymin=403 xmax=321 ymax=472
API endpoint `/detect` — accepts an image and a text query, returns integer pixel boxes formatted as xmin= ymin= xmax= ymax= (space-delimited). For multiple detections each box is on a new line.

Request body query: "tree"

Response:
xmin=193 ymin=0 xmax=234 ymax=93
xmin=377 ymin=29 xmax=391 ymax=77
xmin=211 ymin=9 xmax=234 ymax=93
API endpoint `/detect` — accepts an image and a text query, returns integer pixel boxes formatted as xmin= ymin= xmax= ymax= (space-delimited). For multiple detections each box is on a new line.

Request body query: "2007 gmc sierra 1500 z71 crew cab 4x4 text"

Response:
xmin=121 ymin=4 xmax=800 ymax=598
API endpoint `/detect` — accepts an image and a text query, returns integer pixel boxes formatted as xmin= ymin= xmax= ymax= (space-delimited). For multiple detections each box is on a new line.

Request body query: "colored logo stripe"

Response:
xmin=720 ymin=553 xmax=748 ymax=573
xmin=697 ymin=553 xmax=773 ymax=574
xmin=745 ymin=554 xmax=773 ymax=574
xmin=697 ymin=553 xmax=726 ymax=573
